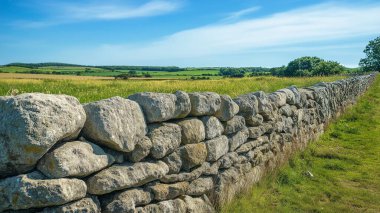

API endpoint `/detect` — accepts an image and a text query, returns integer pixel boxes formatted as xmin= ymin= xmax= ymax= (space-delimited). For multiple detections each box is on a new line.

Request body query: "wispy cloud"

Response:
xmin=223 ymin=6 xmax=261 ymax=22
xmin=65 ymin=2 xmax=380 ymax=66
xmin=13 ymin=0 xmax=181 ymax=28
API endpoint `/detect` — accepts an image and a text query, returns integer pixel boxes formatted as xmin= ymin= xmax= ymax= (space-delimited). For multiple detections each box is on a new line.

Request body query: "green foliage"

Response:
xmin=280 ymin=56 xmax=345 ymax=77
xmin=359 ymin=36 xmax=380 ymax=72
xmin=219 ymin=67 xmax=245 ymax=77
xmin=222 ymin=75 xmax=380 ymax=212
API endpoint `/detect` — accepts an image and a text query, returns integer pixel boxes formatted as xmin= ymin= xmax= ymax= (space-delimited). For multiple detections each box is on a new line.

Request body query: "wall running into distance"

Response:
xmin=0 ymin=74 xmax=376 ymax=213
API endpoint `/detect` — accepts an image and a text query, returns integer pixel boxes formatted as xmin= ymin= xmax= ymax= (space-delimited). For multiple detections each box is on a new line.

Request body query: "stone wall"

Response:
xmin=0 ymin=74 xmax=376 ymax=213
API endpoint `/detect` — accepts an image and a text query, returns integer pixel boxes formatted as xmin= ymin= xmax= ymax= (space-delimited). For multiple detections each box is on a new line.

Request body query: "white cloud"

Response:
xmin=66 ymin=2 xmax=380 ymax=66
xmin=13 ymin=0 xmax=181 ymax=27
xmin=222 ymin=6 xmax=261 ymax=22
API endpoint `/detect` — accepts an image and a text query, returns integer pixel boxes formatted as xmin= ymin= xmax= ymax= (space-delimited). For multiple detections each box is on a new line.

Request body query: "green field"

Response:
xmin=222 ymin=75 xmax=380 ymax=213
xmin=0 ymin=75 xmax=345 ymax=103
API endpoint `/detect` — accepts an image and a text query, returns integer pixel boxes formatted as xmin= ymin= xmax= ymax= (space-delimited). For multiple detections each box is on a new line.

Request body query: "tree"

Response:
xmin=359 ymin=36 xmax=380 ymax=72
xmin=283 ymin=56 xmax=344 ymax=77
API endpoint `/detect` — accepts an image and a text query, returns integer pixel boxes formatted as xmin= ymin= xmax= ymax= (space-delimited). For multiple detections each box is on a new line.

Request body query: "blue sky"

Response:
xmin=0 ymin=0 xmax=379 ymax=67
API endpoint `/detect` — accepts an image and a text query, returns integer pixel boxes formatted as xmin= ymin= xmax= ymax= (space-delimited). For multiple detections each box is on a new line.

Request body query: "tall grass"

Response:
xmin=222 ymin=75 xmax=380 ymax=213
xmin=0 ymin=76 xmax=344 ymax=103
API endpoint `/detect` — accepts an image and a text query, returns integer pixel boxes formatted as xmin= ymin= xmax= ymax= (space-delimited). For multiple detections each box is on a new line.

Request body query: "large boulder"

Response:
xmin=176 ymin=118 xmax=205 ymax=144
xmin=205 ymin=136 xmax=229 ymax=161
xmin=200 ymin=116 xmax=224 ymax=140
xmin=215 ymin=95 xmax=239 ymax=121
xmin=101 ymin=188 xmax=153 ymax=213
xmin=0 ymin=93 xmax=86 ymax=177
xmin=128 ymin=91 xmax=191 ymax=123
xmin=0 ymin=171 xmax=87 ymax=211
xmin=86 ymin=161 xmax=169 ymax=195
xmin=233 ymin=93 xmax=258 ymax=118
xmin=41 ymin=196 xmax=101 ymax=213
xmin=37 ymin=141 xmax=115 ymax=178
xmin=82 ymin=97 xmax=147 ymax=152
xmin=148 ymin=123 xmax=182 ymax=159
xmin=189 ymin=92 xmax=221 ymax=116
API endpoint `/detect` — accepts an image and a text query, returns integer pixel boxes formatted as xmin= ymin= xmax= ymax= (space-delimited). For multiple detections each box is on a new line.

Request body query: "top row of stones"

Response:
xmin=128 ymin=91 xmax=239 ymax=123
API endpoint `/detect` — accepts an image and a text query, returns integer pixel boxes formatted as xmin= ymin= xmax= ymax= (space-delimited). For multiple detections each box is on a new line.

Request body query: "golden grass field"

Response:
xmin=0 ymin=73 xmax=346 ymax=103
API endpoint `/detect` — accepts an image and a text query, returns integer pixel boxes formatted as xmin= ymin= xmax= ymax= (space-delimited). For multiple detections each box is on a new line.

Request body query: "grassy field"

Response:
xmin=0 ymin=74 xmax=345 ymax=103
xmin=222 ymin=75 xmax=380 ymax=213
xmin=0 ymin=65 xmax=220 ymax=79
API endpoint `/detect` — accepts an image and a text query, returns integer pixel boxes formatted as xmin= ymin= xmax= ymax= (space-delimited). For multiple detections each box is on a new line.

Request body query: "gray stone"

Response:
xmin=279 ymin=104 xmax=293 ymax=117
xmin=247 ymin=126 xmax=265 ymax=139
xmin=200 ymin=116 xmax=224 ymax=139
xmin=180 ymin=142 xmax=208 ymax=170
xmin=135 ymin=198 xmax=187 ymax=213
xmin=228 ymin=128 xmax=249 ymax=151
xmin=182 ymin=195 xmax=216 ymax=213
xmin=253 ymin=91 xmax=274 ymax=120
xmin=148 ymin=123 xmax=182 ymax=159
xmin=245 ymin=114 xmax=264 ymax=127
xmin=233 ymin=93 xmax=258 ymax=118
xmin=176 ymin=118 xmax=205 ymax=144
xmin=218 ymin=152 xmax=239 ymax=169
xmin=174 ymin=91 xmax=192 ymax=118
xmin=215 ymin=95 xmax=239 ymax=121
xmin=41 ymin=196 xmax=100 ymax=213
xmin=268 ymin=91 xmax=287 ymax=107
xmin=82 ymin=96 xmax=147 ymax=152
xmin=0 ymin=171 xmax=87 ymax=211
xmin=235 ymin=136 xmax=269 ymax=154
xmin=128 ymin=91 xmax=191 ymax=123
xmin=149 ymin=181 xmax=189 ymax=201
xmin=223 ymin=115 xmax=246 ymax=134
xmin=0 ymin=93 xmax=86 ymax=177
xmin=162 ymin=151 xmax=182 ymax=174
xmin=278 ymin=88 xmax=296 ymax=105
xmin=127 ymin=136 xmax=152 ymax=162
xmin=160 ymin=162 xmax=210 ymax=183
xmin=37 ymin=141 xmax=115 ymax=178
xmin=189 ymin=92 xmax=221 ymax=116
xmin=205 ymin=136 xmax=229 ymax=161
xmin=101 ymin=188 xmax=153 ymax=213
xmin=86 ymin=161 xmax=169 ymax=195
xmin=187 ymin=176 xmax=214 ymax=196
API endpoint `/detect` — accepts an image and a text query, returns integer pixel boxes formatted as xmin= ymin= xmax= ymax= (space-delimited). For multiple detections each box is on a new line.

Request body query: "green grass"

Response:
xmin=0 ymin=76 xmax=344 ymax=103
xmin=222 ymin=75 xmax=380 ymax=213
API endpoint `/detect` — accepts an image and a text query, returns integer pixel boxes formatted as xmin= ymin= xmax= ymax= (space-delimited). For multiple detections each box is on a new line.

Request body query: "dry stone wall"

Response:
xmin=0 ymin=74 xmax=376 ymax=212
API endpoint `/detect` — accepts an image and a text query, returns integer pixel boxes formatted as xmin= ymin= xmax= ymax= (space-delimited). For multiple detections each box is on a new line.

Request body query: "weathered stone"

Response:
xmin=127 ymin=136 xmax=152 ymax=162
xmin=149 ymin=182 xmax=189 ymax=201
xmin=245 ymin=114 xmax=264 ymax=127
xmin=200 ymin=116 xmax=224 ymax=139
xmin=278 ymin=88 xmax=296 ymax=105
xmin=82 ymin=96 xmax=146 ymax=152
xmin=205 ymin=136 xmax=229 ymax=161
xmin=187 ymin=176 xmax=214 ymax=196
xmin=148 ymin=123 xmax=182 ymax=159
xmin=215 ymin=95 xmax=239 ymax=121
xmin=0 ymin=171 xmax=87 ymax=211
xmin=174 ymin=91 xmax=192 ymax=118
xmin=0 ymin=93 xmax=86 ymax=177
xmin=101 ymin=188 xmax=153 ymax=213
xmin=41 ymin=196 xmax=100 ymax=213
xmin=223 ymin=115 xmax=246 ymax=134
xmin=86 ymin=161 xmax=169 ymax=195
xmin=160 ymin=162 xmax=210 ymax=183
xmin=37 ymin=141 xmax=115 ymax=178
xmin=228 ymin=128 xmax=249 ymax=151
xmin=268 ymin=91 xmax=287 ymax=107
xmin=218 ymin=152 xmax=239 ymax=169
xmin=235 ymin=136 xmax=269 ymax=154
xmin=279 ymin=104 xmax=293 ymax=117
xmin=189 ymin=92 xmax=221 ymax=116
xmin=162 ymin=150 xmax=182 ymax=174
xmin=135 ymin=198 xmax=187 ymax=213
xmin=233 ymin=93 xmax=258 ymax=118
xmin=182 ymin=195 xmax=216 ymax=213
xmin=253 ymin=91 xmax=274 ymax=120
xmin=176 ymin=118 xmax=205 ymax=144
xmin=180 ymin=142 xmax=207 ymax=170
xmin=247 ymin=126 xmax=265 ymax=139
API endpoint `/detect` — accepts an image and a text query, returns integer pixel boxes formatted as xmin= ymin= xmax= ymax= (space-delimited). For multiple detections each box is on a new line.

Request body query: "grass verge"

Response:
xmin=222 ymin=75 xmax=380 ymax=213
